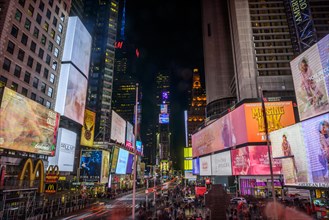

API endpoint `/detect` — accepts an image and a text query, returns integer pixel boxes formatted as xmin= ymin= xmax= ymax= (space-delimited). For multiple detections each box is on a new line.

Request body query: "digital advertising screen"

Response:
xmin=244 ymin=101 xmax=296 ymax=142
xmin=211 ymin=150 xmax=232 ymax=176
xmin=110 ymin=147 xmax=119 ymax=173
xmin=62 ymin=17 xmax=91 ymax=77
xmin=290 ymin=34 xmax=329 ymax=121
xmin=270 ymin=124 xmax=310 ymax=184
xmin=101 ymin=150 xmax=110 ymax=183
xmin=115 ymin=148 xmax=129 ymax=175
xmin=126 ymin=153 xmax=134 ymax=174
xmin=302 ymin=113 xmax=329 ymax=184
xmin=159 ymin=113 xmax=169 ymax=124
xmin=199 ymin=155 xmax=212 ymax=176
xmin=136 ymin=140 xmax=142 ymax=153
xmin=110 ymin=111 xmax=126 ymax=145
xmin=160 ymin=104 xmax=168 ymax=114
xmin=48 ymin=128 xmax=76 ymax=172
xmin=55 ymin=64 xmax=88 ymax=125
xmin=125 ymin=122 xmax=134 ymax=148
xmin=0 ymin=87 xmax=59 ymax=155
xmin=192 ymin=158 xmax=200 ymax=175
xmin=231 ymin=146 xmax=282 ymax=176
xmin=80 ymin=109 xmax=95 ymax=147
xmin=80 ymin=150 xmax=102 ymax=182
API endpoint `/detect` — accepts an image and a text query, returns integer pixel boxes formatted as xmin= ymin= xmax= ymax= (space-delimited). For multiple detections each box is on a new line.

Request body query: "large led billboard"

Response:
xmin=0 ymin=87 xmax=59 ymax=155
xmin=80 ymin=109 xmax=95 ymax=147
xmin=136 ymin=140 xmax=142 ymax=153
xmin=270 ymin=124 xmax=310 ymax=184
xmin=126 ymin=153 xmax=134 ymax=174
xmin=110 ymin=111 xmax=126 ymax=145
xmin=159 ymin=113 xmax=169 ymax=124
xmin=199 ymin=155 xmax=212 ymax=176
xmin=48 ymin=128 xmax=76 ymax=172
xmin=302 ymin=113 xmax=329 ymax=183
xmin=211 ymin=151 xmax=232 ymax=176
xmin=110 ymin=147 xmax=119 ymax=173
xmin=160 ymin=104 xmax=168 ymax=114
xmin=62 ymin=17 xmax=91 ymax=77
xmin=115 ymin=148 xmax=129 ymax=175
xmin=192 ymin=101 xmax=295 ymax=157
xmin=80 ymin=150 xmax=102 ymax=182
xmin=290 ymin=34 xmax=329 ymax=121
xmin=55 ymin=64 xmax=88 ymax=125
xmin=192 ymin=158 xmax=200 ymax=175
xmin=125 ymin=122 xmax=134 ymax=148
xmin=101 ymin=150 xmax=110 ymax=183
xmin=231 ymin=146 xmax=282 ymax=176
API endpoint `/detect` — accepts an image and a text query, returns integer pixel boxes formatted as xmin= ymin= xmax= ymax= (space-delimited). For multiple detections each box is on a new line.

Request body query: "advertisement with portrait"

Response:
xmin=0 ymin=87 xmax=59 ymax=155
xmin=126 ymin=153 xmax=134 ymax=174
xmin=110 ymin=111 xmax=126 ymax=145
xmin=302 ymin=113 xmax=329 ymax=183
xmin=55 ymin=64 xmax=88 ymax=125
xmin=80 ymin=150 xmax=102 ymax=182
xmin=318 ymin=35 xmax=329 ymax=97
xmin=160 ymin=104 xmax=168 ymax=114
xmin=48 ymin=128 xmax=76 ymax=172
xmin=115 ymin=148 xmax=129 ymax=175
xmin=125 ymin=122 xmax=134 ymax=149
xmin=192 ymin=158 xmax=200 ymax=175
xmin=80 ymin=109 xmax=95 ymax=147
xmin=62 ymin=17 xmax=91 ymax=77
xmin=226 ymin=105 xmax=248 ymax=146
xmin=231 ymin=146 xmax=282 ymax=176
xmin=101 ymin=150 xmax=110 ymax=183
xmin=211 ymin=150 xmax=232 ymax=176
xmin=200 ymin=155 xmax=212 ymax=176
xmin=290 ymin=37 xmax=329 ymax=121
xmin=244 ymin=102 xmax=296 ymax=142
xmin=159 ymin=113 xmax=169 ymax=124
xmin=270 ymin=124 xmax=310 ymax=184
xmin=110 ymin=147 xmax=119 ymax=173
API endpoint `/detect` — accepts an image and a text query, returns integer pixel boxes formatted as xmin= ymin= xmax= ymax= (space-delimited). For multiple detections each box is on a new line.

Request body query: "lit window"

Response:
xmin=47 ymin=87 xmax=53 ymax=97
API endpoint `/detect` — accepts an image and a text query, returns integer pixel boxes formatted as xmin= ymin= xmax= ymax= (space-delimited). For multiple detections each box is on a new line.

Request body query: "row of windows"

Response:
xmin=0 ymin=75 xmax=52 ymax=108
xmin=3 ymin=57 xmax=55 ymax=97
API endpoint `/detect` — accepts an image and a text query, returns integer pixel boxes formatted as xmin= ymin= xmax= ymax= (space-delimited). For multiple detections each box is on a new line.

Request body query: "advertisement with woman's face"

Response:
xmin=270 ymin=124 xmax=310 ymax=184
xmin=64 ymin=66 xmax=88 ymax=125
xmin=302 ymin=113 xmax=329 ymax=183
xmin=231 ymin=146 xmax=282 ymax=176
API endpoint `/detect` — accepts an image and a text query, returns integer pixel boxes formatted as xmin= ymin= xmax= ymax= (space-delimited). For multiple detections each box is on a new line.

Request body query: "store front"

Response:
xmin=239 ymin=176 xmax=283 ymax=198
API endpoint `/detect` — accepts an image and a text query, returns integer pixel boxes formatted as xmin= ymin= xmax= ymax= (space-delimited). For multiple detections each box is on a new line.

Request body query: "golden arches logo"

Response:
xmin=46 ymin=165 xmax=59 ymax=183
xmin=18 ymin=158 xmax=44 ymax=193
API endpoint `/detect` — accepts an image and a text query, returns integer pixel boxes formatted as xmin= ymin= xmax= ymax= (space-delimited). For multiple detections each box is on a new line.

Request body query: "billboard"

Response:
xmin=126 ymin=153 xmax=134 ymax=174
xmin=62 ymin=16 xmax=91 ymax=77
xmin=192 ymin=158 xmax=200 ymax=175
xmin=101 ymin=151 xmax=110 ymax=183
xmin=80 ymin=109 xmax=95 ymax=147
xmin=80 ymin=150 xmax=102 ymax=182
xmin=48 ymin=128 xmax=76 ymax=172
xmin=270 ymin=124 xmax=310 ymax=184
xmin=0 ymin=87 xmax=59 ymax=155
xmin=110 ymin=111 xmax=126 ymax=145
xmin=115 ymin=148 xmax=129 ymax=175
xmin=290 ymin=35 xmax=329 ymax=121
xmin=160 ymin=104 xmax=168 ymax=114
xmin=159 ymin=113 xmax=169 ymax=124
xmin=244 ymin=101 xmax=296 ymax=142
xmin=55 ymin=64 xmax=88 ymax=125
xmin=136 ymin=140 xmax=142 ymax=153
xmin=110 ymin=147 xmax=119 ymax=173
xmin=211 ymin=151 xmax=232 ymax=176
xmin=302 ymin=113 xmax=329 ymax=183
xmin=125 ymin=122 xmax=134 ymax=148
xmin=199 ymin=155 xmax=211 ymax=176
xmin=231 ymin=146 xmax=282 ymax=176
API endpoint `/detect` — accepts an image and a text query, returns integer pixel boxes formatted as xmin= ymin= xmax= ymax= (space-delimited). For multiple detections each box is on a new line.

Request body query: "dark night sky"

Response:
xmin=125 ymin=0 xmax=204 ymax=169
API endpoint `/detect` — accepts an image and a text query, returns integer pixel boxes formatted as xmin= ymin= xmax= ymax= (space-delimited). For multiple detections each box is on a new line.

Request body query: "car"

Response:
xmin=230 ymin=197 xmax=247 ymax=204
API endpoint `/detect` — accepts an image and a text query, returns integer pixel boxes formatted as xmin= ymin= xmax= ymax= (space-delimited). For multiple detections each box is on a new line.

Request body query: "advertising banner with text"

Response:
xmin=80 ymin=150 xmax=102 ymax=182
xmin=199 ymin=155 xmax=211 ymax=176
xmin=192 ymin=158 xmax=200 ymax=175
xmin=211 ymin=150 xmax=232 ymax=176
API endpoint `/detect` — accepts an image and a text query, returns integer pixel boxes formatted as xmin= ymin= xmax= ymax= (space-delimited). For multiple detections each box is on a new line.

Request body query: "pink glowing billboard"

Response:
xmin=231 ymin=146 xmax=282 ymax=176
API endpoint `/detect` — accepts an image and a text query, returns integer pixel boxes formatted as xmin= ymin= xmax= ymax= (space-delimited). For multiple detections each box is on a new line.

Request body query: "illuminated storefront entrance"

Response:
xmin=239 ymin=176 xmax=282 ymax=198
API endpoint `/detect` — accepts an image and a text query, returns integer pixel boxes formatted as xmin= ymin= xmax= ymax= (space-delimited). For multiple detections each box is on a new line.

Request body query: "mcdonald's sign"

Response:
xmin=18 ymin=158 xmax=45 ymax=193
xmin=45 ymin=183 xmax=57 ymax=193
xmin=46 ymin=165 xmax=59 ymax=183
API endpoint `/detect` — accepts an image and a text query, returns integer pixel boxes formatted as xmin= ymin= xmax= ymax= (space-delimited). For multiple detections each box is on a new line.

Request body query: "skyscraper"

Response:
xmin=187 ymin=68 xmax=206 ymax=147
xmin=0 ymin=0 xmax=71 ymax=109
xmin=201 ymin=0 xmax=237 ymax=118
xmin=83 ymin=0 xmax=119 ymax=140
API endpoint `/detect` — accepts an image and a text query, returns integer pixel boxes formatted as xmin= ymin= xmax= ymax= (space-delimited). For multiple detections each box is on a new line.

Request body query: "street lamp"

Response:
xmin=132 ymin=83 xmax=139 ymax=219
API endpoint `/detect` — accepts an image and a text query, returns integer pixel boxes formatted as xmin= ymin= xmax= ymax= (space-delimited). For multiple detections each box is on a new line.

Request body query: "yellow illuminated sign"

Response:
xmin=184 ymin=147 xmax=192 ymax=158
xmin=184 ymin=159 xmax=192 ymax=170
xmin=18 ymin=158 xmax=45 ymax=193
xmin=80 ymin=109 xmax=96 ymax=147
